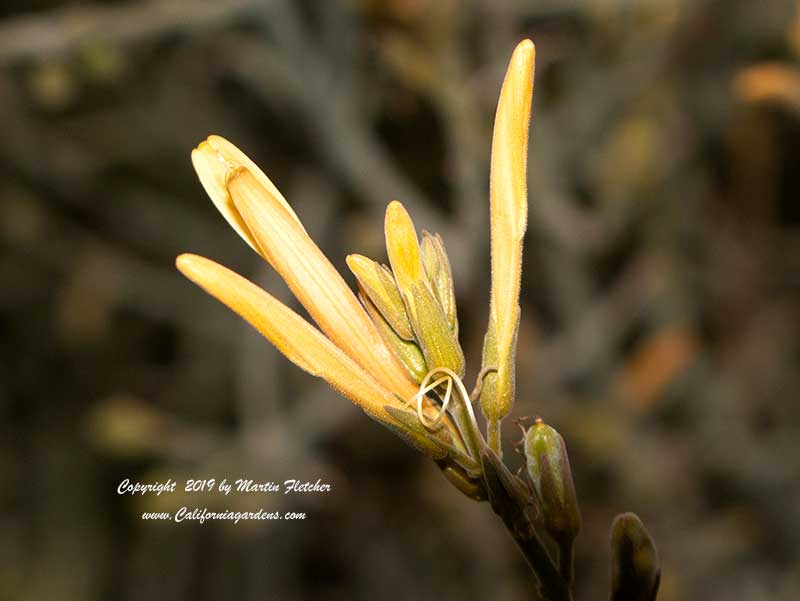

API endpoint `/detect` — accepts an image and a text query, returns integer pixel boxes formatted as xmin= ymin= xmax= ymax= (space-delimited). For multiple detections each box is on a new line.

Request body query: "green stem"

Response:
xmin=487 ymin=419 xmax=502 ymax=457
xmin=510 ymin=526 xmax=573 ymax=601
xmin=481 ymin=448 xmax=572 ymax=601
xmin=450 ymin=401 xmax=483 ymax=462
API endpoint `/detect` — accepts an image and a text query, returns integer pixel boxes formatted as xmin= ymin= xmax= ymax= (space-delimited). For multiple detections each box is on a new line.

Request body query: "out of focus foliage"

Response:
xmin=1 ymin=1 xmax=799 ymax=600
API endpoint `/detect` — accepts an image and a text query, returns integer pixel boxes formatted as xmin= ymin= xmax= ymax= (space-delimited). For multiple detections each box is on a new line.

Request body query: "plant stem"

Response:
xmin=487 ymin=419 xmax=502 ymax=457
xmin=450 ymin=401 xmax=483 ymax=461
xmin=481 ymin=448 xmax=572 ymax=601
xmin=499 ymin=508 xmax=573 ymax=601
xmin=557 ymin=540 xmax=575 ymax=588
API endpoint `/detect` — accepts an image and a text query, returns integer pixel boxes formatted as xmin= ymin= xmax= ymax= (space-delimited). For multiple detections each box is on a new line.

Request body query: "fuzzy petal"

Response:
xmin=226 ymin=168 xmax=419 ymax=399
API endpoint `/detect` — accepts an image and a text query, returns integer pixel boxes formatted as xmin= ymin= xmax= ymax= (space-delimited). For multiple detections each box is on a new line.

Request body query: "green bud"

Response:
xmin=525 ymin=418 xmax=581 ymax=545
xmin=609 ymin=513 xmax=660 ymax=601
xmin=408 ymin=281 xmax=465 ymax=377
xmin=360 ymin=291 xmax=427 ymax=383
xmin=420 ymin=232 xmax=458 ymax=334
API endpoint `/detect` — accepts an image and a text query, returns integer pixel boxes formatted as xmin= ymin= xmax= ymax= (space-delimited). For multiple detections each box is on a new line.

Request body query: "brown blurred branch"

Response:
xmin=0 ymin=0 xmax=262 ymax=65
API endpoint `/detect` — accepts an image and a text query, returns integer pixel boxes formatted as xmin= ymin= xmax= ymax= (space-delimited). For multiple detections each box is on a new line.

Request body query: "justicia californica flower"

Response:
xmin=177 ymin=40 xmax=535 ymax=498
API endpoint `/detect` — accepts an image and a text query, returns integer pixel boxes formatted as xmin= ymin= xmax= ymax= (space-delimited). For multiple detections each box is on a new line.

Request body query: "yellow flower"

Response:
xmin=177 ymin=38 xmax=535 ymax=482
xmin=480 ymin=39 xmax=535 ymax=452
xmin=189 ymin=137 xmax=417 ymax=401
xmin=179 ymin=136 xmax=468 ymax=461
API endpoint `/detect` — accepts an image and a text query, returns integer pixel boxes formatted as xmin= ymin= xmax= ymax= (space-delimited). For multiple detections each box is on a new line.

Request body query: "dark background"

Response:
xmin=1 ymin=1 xmax=799 ymax=599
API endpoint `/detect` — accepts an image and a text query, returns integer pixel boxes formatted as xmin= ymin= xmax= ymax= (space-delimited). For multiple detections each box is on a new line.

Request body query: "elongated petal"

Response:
xmin=481 ymin=39 xmax=535 ymax=443
xmin=191 ymin=140 xmax=260 ymax=252
xmin=384 ymin=200 xmax=426 ymax=292
xmin=226 ymin=168 xmax=419 ymax=399
xmin=385 ymin=201 xmax=465 ymax=377
xmin=191 ymin=136 xmax=306 ymax=254
xmin=175 ymin=254 xmax=401 ymax=422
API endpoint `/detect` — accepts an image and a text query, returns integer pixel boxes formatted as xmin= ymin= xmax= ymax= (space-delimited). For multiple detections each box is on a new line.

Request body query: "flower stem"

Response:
xmin=487 ymin=419 xmax=502 ymax=457
xmin=481 ymin=447 xmax=573 ymax=601
xmin=557 ymin=540 xmax=575 ymax=588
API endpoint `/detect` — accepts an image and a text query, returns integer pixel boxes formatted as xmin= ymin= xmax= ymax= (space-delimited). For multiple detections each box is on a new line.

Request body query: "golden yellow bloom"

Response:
xmin=178 ymin=133 xmax=484 ymax=464
xmin=177 ymin=38 xmax=535 ymax=488
xmin=480 ymin=39 xmax=536 ymax=452
xmin=189 ymin=138 xmax=418 ymax=402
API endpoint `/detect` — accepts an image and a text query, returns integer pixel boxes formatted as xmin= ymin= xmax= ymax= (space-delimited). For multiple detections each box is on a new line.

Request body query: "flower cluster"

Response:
xmin=176 ymin=40 xmax=535 ymax=499
xmin=177 ymin=38 xmax=663 ymax=601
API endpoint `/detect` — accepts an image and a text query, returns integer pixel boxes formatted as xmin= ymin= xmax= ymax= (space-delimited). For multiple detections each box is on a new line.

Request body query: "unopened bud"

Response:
xmin=385 ymin=201 xmax=464 ymax=376
xmin=609 ymin=513 xmax=660 ymax=601
xmin=525 ymin=418 xmax=581 ymax=544
xmin=420 ymin=232 xmax=457 ymax=333
xmin=347 ymin=254 xmax=414 ymax=340
xmin=360 ymin=291 xmax=427 ymax=383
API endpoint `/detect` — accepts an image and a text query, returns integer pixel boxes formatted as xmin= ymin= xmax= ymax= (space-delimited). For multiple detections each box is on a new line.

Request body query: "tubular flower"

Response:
xmin=480 ymin=39 xmax=535 ymax=453
xmin=177 ymin=39 xmax=535 ymax=498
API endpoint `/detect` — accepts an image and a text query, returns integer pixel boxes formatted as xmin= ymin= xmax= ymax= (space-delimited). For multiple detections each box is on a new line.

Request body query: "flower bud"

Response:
xmin=359 ymin=291 xmax=427 ymax=383
xmin=347 ymin=254 xmax=414 ymax=340
xmin=609 ymin=513 xmax=660 ymax=601
xmin=480 ymin=39 xmax=536 ymax=450
xmin=385 ymin=201 xmax=465 ymax=377
xmin=525 ymin=418 xmax=581 ymax=545
xmin=420 ymin=232 xmax=457 ymax=333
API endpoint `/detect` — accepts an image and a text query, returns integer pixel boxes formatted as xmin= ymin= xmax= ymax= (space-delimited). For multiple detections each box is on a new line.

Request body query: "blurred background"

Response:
xmin=1 ymin=0 xmax=799 ymax=599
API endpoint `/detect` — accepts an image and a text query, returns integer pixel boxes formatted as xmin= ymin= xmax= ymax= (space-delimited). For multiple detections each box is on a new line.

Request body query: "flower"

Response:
xmin=176 ymin=39 xmax=535 ymax=493
xmin=179 ymin=137 xmax=471 ymax=463
xmin=480 ymin=39 xmax=535 ymax=451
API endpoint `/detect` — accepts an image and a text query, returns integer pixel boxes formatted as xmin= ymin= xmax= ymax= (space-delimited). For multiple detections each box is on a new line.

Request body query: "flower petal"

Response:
xmin=226 ymin=168 xmax=419 ymax=399
xmin=176 ymin=253 xmax=401 ymax=422
xmin=191 ymin=140 xmax=260 ymax=252
xmin=191 ymin=135 xmax=307 ymax=254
